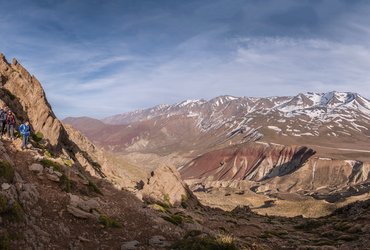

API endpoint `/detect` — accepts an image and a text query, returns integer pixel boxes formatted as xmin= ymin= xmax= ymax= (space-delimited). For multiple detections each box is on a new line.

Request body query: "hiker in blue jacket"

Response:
xmin=19 ymin=121 xmax=31 ymax=150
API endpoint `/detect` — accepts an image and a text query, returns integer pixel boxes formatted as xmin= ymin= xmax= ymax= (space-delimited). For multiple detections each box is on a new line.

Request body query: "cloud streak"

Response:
xmin=1 ymin=0 xmax=370 ymax=118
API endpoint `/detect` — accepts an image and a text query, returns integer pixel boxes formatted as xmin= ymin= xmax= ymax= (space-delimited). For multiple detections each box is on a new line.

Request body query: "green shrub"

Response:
xmin=162 ymin=214 xmax=183 ymax=225
xmin=31 ymin=132 xmax=44 ymax=143
xmin=14 ymin=131 xmax=21 ymax=139
xmin=171 ymin=234 xmax=238 ymax=250
xmin=294 ymin=220 xmax=324 ymax=231
xmin=98 ymin=215 xmax=121 ymax=228
xmin=60 ymin=174 xmax=75 ymax=193
xmin=0 ymin=195 xmax=8 ymax=213
xmin=7 ymin=201 xmax=24 ymax=222
xmin=0 ymin=196 xmax=24 ymax=222
xmin=0 ymin=160 xmax=14 ymax=183
xmin=44 ymin=150 xmax=54 ymax=159
xmin=162 ymin=193 xmax=171 ymax=207
xmin=63 ymin=159 xmax=73 ymax=167
xmin=151 ymin=203 xmax=170 ymax=213
xmin=0 ymin=230 xmax=10 ymax=250
xmin=40 ymin=159 xmax=63 ymax=172
xmin=88 ymin=181 xmax=103 ymax=195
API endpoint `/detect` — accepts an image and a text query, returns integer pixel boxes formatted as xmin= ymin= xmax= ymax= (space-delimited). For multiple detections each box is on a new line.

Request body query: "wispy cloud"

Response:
xmin=1 ymin=0 xmax=370 ymax=118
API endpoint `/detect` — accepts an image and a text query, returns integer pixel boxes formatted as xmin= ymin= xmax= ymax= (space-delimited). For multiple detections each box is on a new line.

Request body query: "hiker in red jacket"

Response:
xmin=6 ymin=110 xmax=15 ymax=141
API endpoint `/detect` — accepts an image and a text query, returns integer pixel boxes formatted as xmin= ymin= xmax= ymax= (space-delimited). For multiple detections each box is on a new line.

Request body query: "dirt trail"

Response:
xmin=311 ymin=144 xmax=370 ymax=153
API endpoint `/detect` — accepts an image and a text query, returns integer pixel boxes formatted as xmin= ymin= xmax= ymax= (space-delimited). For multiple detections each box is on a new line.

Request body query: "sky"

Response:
xmin=1 ymin=0 xmax=370 ymax=118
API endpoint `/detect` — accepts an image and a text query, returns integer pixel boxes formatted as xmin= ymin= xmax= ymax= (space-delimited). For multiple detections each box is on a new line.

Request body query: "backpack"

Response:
xmin=0 ymin=110 xmax=5 ymax=122
xmin=19 ymin=124 xmax=30 ymax=135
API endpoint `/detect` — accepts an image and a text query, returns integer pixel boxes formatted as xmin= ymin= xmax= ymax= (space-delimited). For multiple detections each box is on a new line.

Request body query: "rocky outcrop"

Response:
xmin=67 ymin=194 xmax=100 ymax=219
xmin=180 ymin=142 xmax=315 ymax=182
xmin=255 ymin=157 xmax=370 ymax=197
xmin=0 ymin=53 xmax=108 ymax=180
xmin=142 ymin=165 xmax=196 ymax=207
xmin=0 ymin=53 xmax=64 ymax=148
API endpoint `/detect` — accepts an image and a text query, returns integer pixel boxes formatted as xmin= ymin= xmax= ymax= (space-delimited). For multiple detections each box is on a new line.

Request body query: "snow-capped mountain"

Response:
xmin=103 ymin=91 xmax=370 ymax=138
xmin=65 ymin=91 xmax=370 ymax=157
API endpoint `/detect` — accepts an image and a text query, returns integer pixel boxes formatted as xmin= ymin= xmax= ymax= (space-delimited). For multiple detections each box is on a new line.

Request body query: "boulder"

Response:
xmin=28 ymin=163 xmax=44 ymax=174
xmin=67 ymin=205 xmax=97 ymax=219
xmin=121 ymin=240 xmax=140 ymax=250
xmin=46 ymin=174 xmax=60 ymax=182
xmin=141 ymin=165 xmax=195 ymax=207
xmin=148 ymin=235 xmax=171 ymax=247
xmin=68 ymin=194 xmax=100 ymax=213
xmin=1 ymin=183 xmax=10 ymax=190
xmin=18 ymin=183 xmax=39 ymax=209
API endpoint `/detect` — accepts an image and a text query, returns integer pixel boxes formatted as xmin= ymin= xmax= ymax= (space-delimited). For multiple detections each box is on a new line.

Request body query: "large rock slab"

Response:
xmin=142 ymin=165 xmax=195 ymax=207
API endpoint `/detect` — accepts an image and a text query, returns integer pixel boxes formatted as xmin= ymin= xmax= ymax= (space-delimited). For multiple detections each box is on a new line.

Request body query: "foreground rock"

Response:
xmin=121 ymin=240 xmax=140 ymax=250
xmin=142 ymin=165 xmax=195 ymax=207
xmin=28 ymin=163 xmax=44 ymax=174
xmin=67 ymin=194 xmax=100 ymax=219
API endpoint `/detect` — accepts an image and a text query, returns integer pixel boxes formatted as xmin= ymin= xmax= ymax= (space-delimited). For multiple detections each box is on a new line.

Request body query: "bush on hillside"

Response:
xmin=0 ymin=160 xmax=14 ymax=183
xmin=171 ymin=233 xmax=238 ymax=250
xmin=40 ymin=159 xmax=63 ymax=172
xmin=31 ymin=131 xmax=44 ymax=143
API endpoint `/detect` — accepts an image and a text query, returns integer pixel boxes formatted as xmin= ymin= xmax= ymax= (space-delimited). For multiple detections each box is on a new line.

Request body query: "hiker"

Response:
xmin=6 ymin=110 xmax=15 ymax=141
xmin=19 ymin=121 xmax=30 ymax=150
xmin=0 ymin=106 xmax=7 ymax=138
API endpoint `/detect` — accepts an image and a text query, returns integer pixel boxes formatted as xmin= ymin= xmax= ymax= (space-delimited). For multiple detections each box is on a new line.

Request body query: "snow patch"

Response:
xmin=267 ymin=126 xmax=282 ymax=132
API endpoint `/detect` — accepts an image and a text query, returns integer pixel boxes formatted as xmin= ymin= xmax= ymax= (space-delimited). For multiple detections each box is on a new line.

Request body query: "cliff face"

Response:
xmin=180 ymin=142 xmax=315 ymax=182
xmin=255 ymin=158 xmax=370 ymax=196
xmin=0 ymin=53 xmax=107 ymax=179
xmin=0 ymin=53 xmax=63 ymax=148
xmin=181 ymin=141 xmax=370 ymax=203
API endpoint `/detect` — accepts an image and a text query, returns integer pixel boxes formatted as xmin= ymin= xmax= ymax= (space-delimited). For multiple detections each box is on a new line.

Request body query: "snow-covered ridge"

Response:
xmin=177 ymin=99 xmax=206 ymax=107
xmin=102 ymin=91 xmax=370 ymax=137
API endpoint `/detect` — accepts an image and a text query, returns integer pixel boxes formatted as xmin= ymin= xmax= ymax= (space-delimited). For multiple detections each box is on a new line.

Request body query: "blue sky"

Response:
xmin=1 ymin=0 xmax=370 ymax=118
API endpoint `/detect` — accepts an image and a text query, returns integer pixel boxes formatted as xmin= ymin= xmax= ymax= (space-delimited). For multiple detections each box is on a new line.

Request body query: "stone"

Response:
xmin=78 ymin=236 xmax=91 ymax=242
xmin=53 ymin=171 xmax=63 ymax=177
xmin=67 ymin=205 xmax=97 ymax=219
xmin=29 ymin=163 xmax=44 ymax=174
xmin=46 ymin=174 xmax=60 ymax=182
xmin=68 ymin=194 xmax=100 ymax=213
xmin=149 ymin=235 xmax=171 ymax=247
xmin=14 ymin=171 xmax=24 ymax=184
xmin=78 ymin=199 xmax=99 ymax=213
xmin=18 ymin=183 xmax=39 ymax=209
xmin=121 ymin=240 xmax=140 ymax=250
xmin=69 ymin=194 xmax=84 ymax=207
xmin=1 ymin=183 xmax=11 ymax=190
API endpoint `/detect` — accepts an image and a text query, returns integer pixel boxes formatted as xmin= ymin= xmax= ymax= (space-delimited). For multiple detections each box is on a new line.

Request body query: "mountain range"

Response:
xmin=65 ymin=91 xmax=370 ymax=161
